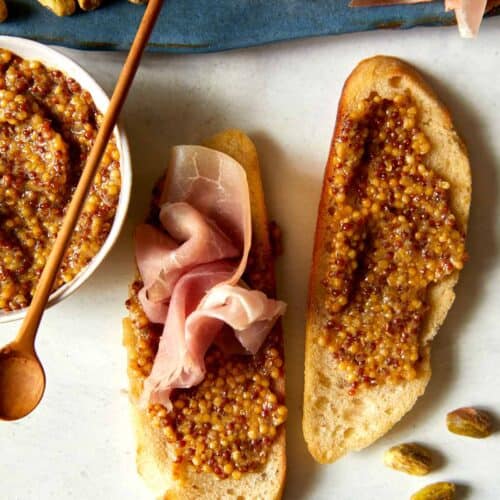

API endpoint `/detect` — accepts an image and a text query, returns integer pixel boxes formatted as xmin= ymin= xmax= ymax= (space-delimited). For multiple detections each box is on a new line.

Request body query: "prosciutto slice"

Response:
xmin=136 ymin=146 xmax=286 ymax=408
xmin=350 ymin=0 xmax=489 ymax=38
xmin=191 ymin=284 xmax=286 ymax=355
xmin=135 ymin=203 xmax=239 ymax=322
xmin=445 ymin=0 xmax=488 ymax=37
xmin=141 ymin=262 xmax=235 ymax=407
xmin=161 ymin=145 xmax=252 ymax=283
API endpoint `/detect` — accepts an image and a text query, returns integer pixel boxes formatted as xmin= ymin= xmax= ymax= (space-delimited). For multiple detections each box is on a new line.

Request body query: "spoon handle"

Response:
xmin=15 ymin=0 xmax=165 ymax=350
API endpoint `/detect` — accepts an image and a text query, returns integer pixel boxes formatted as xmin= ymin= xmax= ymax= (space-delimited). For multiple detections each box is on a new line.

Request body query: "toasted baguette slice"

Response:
xmin=123 ymin=129 xmax=286 ymax=499
xmin=303 ymin=56 xmax=471 ymax=464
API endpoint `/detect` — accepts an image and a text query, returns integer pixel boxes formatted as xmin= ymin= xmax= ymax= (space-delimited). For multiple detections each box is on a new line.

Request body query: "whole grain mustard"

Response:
xmin=0 ymin=49 xmax=121 ymax=311
xmin=320 ymin=92 xmax=466 ymax=394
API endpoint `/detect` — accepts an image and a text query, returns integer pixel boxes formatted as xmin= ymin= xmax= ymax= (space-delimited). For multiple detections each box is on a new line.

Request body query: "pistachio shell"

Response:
xmin=410 ymin=481 xmax=455 ymax=500
xmin=383 ymin=443 xmax=432 ymax=476
xmin=446 ymin=407 xmax=492 ymax=438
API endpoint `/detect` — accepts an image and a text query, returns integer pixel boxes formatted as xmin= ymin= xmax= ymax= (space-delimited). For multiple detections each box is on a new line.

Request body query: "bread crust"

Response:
xmin=124 ymin=129 xmax=286 ymax=498
xmin=303 ymin=56 xmax=471 ymax=464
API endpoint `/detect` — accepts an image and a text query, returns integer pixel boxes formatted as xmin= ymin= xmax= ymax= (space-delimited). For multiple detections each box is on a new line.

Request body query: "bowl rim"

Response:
xmin=0 ymin=36 xmax=132 ymax=324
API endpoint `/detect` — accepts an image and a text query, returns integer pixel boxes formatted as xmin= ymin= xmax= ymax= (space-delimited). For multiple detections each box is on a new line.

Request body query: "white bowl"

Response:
xmin=0 ymin=36 xmax=132 ymax=323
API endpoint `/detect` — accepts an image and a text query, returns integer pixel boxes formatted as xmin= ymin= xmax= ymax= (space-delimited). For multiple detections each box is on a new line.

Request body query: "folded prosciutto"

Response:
xmin=445 ymin=0 xmax=488 ymax=38
xmin=350 ymin=0 xmax=490 ymax=38
xmin=135 ymin=146 xmax=286 ymax=409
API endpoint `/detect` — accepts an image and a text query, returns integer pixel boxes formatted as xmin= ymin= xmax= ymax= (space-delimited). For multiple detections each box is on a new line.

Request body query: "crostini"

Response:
xmin=303 ymin=56 xmax=471 ymax=464
xmin=124 ymin=129 xmax=287 ymax=499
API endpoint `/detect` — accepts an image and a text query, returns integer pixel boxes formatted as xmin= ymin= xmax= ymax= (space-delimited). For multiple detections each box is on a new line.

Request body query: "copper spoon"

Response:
xmin=0 ymin=0 xmax=164 ymax=421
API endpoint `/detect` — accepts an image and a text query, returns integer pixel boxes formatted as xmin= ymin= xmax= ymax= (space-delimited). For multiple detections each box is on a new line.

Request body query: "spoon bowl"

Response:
xmin=0 ymin=345 xmax=45 ymax=421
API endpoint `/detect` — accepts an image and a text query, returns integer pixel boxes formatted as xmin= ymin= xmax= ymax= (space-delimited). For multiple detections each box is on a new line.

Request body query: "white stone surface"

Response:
xmin=1 ymin=18 xmax=499 ymax=500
